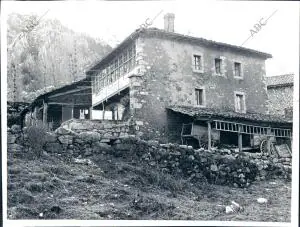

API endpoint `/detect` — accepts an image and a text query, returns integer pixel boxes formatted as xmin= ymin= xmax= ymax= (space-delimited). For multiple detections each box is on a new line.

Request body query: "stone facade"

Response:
xmin=130 ymin=33 xmax=269 ymax=141
xmin=267 ymin=85 xmax=293 ymax=116
xmin=88 ymin=24 xmax=272 ymax=143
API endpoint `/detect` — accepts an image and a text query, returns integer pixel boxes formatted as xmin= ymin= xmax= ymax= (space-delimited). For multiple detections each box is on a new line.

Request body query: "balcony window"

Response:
xmin=92 ymin=43 xmax=136 ymax=94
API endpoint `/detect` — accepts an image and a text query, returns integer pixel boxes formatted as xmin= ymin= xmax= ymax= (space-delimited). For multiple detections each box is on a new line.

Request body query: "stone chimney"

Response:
xmin=164 ymin=13 xmax=175 ymax=32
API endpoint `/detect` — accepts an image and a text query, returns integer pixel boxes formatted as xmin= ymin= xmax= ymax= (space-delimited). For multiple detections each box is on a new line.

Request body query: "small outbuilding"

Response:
xmin=21 ymin=78 xmax=92 ymax=130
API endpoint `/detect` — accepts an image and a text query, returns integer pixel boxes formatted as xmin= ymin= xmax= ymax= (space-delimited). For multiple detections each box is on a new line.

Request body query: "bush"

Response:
xmin=8 ymin=113 xmax=21 ymax=127
xmin=26 ymin=124 xmax=48 ymax=157
xmin=142 ymin=167 xmax=187 ymax=193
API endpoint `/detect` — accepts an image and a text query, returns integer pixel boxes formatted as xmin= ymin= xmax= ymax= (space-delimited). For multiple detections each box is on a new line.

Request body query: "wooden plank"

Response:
xmin=48 ymin=102 xmax=90 ymax=106
xmin=89 ymin=107 xmax=93 ymax=120
xmin=102 ymin=102 xmax=105 ymax=120
xmin=238 ymin=125 xmax=243 ymax=152
xmin=267 ymin=127 xmax=271 ymax=152
xmin=207 ymin=121 xmax=212 ymax=151
xmin=73 ymin=93 xmax=93 ymax=96
xmin=48 ymin=87 xmax=89 ymax=99
xmin=43 ymin=100 xmax=48 ymax=125
xmin=76 ymin=86 xmax=91 ymax=89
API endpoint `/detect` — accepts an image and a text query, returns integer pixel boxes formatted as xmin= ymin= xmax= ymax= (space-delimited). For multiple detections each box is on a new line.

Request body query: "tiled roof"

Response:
xmin=167 ymin=105 xmax=292 ymax=125
xmin=266 ymin=74 xmax=294 ymax=87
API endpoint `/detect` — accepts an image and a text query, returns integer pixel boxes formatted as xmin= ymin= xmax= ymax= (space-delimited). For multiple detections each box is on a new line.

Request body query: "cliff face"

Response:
xmin=7 ymin=13 xmax=112 ymax=103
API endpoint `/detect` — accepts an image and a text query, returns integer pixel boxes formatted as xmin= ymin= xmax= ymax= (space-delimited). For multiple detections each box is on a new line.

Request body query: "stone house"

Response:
xmin=21 ymin=13 xmax=292 ymax=152
xmin=86 ymin=13 xmax=292 ymax=151
xmin=266 ymin=74 xmax=294 ymax=118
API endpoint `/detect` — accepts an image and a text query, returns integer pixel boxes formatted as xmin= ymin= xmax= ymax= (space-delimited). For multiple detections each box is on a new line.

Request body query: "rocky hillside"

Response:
xmin=7 ymin=13 xmax=112 ymax=103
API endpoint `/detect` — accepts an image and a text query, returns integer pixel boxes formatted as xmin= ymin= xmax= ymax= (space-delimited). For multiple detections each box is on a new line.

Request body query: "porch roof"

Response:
xmin=20 ymin=78 xmax=92 ymax=116
xmin=167 ymin=105 xmax=293 ymax=125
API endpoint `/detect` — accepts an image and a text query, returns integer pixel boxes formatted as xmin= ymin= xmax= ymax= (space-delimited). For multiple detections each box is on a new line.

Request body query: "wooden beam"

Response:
xmin=89 ymin=107 xmax=93 ymax=120
xmin=48 ymin=87 xmax=89 ymax=99
xmin=207 ymin=121 xmax=212 ymax=151
xmin=102 ymin=102 xmax=105 ymax=120
xmin=76 ymin=86 xmax=91 ymax=89
xmin=73 ymin=93 xmax=93 ymax=96
xmin=33 ymin=106 xmax=38 ymax=119
xmin=43 ymin=100 xmax=48 ymax=125
xmin=266 ymin=127 xmax=271 ymax=153
xmin=238 ymin=125 xmax=243 ymax=152
xmin=48 ymin=102 xmax=90 ymax=106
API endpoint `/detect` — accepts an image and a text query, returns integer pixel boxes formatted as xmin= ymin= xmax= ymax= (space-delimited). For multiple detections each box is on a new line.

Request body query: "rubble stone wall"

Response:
xmin=129 ymin=35 xmax=269 ymax=141
xmin=8 ymin=122 xmax=292 ymax=188
xmin=267 ymin=85 xmax=293 ymax=116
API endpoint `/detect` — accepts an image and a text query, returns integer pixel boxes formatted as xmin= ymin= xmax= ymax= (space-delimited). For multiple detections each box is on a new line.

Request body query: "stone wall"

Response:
xmin=8 ymin=121 xmax=292 ymax=188
xmin=129 ymin=34 xmax=269 ymax=141
xmin=267 ymin=85 xmax=293 ymax=116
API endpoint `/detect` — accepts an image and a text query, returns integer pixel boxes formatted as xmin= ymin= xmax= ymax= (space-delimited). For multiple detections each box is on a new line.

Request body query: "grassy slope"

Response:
xmin=7 ymin=150 xmax=291 ymax=221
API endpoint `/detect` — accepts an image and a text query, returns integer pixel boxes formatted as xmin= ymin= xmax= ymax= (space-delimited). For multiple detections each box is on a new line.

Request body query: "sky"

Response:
xmin=2 ymin=0 xmax=300 ymax=77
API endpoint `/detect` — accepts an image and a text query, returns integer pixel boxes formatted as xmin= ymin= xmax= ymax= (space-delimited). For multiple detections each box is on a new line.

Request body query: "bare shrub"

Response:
xmin=26 ymin=124 xmax=48 ymax=157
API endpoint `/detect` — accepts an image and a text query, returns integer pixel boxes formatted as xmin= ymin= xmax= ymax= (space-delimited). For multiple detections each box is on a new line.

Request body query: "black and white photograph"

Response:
xmin=1 ymin=1 xmax=299 ymax=227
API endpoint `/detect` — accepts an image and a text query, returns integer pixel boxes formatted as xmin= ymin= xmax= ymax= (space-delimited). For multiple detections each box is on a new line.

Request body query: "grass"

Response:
xmin=7 ymin=150 xmax=291 ymax=221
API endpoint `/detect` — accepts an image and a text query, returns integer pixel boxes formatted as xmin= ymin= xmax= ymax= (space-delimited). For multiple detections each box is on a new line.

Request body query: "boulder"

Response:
xmin=188 ymin=155 xmax=195 ymax=161
xmin=225 ymin=206 xmax=234 ymax=214
xmin=58 ymin=135 xmax=73 ymax=145
xmin=7 ymin=134 xmax=17 ymax=144
xmin=257 ymin=198 xmax=268 ymax=204
xmin=78 ymin=131 xmax=101 ymax=143
xmin=93 ymin=142 xmax=112 ymax=152
xmin=44 ymin=142 xmax=63 ymax=153
xmin=73 ymin=137 xmax=85 ymax=145
xmin=113 ymin=139 xmax=121 ymax=144
xmin=100 ymin=138 xmax=111 ymax=143
xmin=11 ymin=124 xmax=21 ymax=134
xmin=55 ymin=127 xmax=75 ymax=135
xmin=8 ymin=143 xmax=24 ymax=153
xmin=68 ymin=121 xmax=89 ymax=131
xmin=179 ymin=145 xmax=188 ymax=149
xmin=210 ymin=164 xmax=218 ymax=172
xmin=147 ymin=140 xmax=159 ymax=147
xmin=84 ymin=148 xmax=93 ymax=157
xmin=119 ymin=132 xmax=129 ymax=138
xmin=102 ymin=132 xmax=114 ymax=139
xmin=104 ymin=124 xmax=113 ymax=129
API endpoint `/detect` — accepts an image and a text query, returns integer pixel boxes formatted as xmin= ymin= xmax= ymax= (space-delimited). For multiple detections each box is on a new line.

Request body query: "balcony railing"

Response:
xmin=92 ymin=43 xmax=136 ymax=94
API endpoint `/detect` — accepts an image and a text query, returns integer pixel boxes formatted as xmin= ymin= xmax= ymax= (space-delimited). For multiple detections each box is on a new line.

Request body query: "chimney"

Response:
xmin=164 ymin=13 xmax=175 ymax=32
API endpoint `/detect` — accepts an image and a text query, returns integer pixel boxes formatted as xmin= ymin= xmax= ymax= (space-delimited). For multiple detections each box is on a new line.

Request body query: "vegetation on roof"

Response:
xmin=266 ymin=74 xmax=294 ymax=87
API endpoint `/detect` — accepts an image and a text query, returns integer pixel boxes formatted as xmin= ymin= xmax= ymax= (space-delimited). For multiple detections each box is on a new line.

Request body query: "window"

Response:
xmin=92 ymin=43 xmax=136 ymax=93
xmin=234 ymin=62 xmax=242 ymax=78
xmin=193 ymin=55 xmax=202 ymax=71
xmin=195 ymin=88 xmax=205 ymax=106
xmin=215 ymin=58 xmax=222 ymax=74
xmin=235 ymin=92 xmax=246 ymax=113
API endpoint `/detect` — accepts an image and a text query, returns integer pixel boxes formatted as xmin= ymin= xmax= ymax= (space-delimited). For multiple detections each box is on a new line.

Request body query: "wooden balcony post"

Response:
xmin=43 ymin=100 xmax=48 ymax=126
xmin=89 ymin=107 xmax=93 ymax=120
xmin=238 ymin=125 xmax=243 ymax=152
xmin=267 ymin=127 xmax=271 ymax=153
xmin=207 ymin=121 xmax=212 ymax=150
xmin=102 ymin=102 xmax=105 ymax=120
